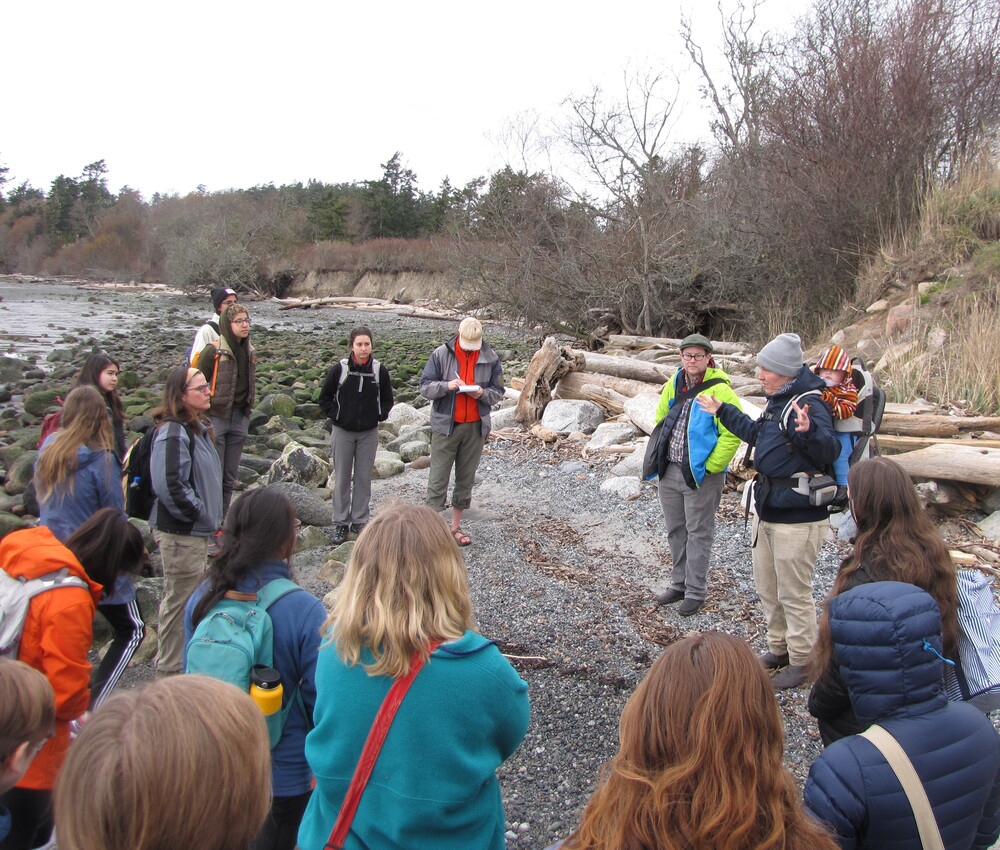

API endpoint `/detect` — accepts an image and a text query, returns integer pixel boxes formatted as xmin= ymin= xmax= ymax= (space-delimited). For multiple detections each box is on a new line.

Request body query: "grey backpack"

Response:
xmin=0 ymin=569 xmax=89 ymax=659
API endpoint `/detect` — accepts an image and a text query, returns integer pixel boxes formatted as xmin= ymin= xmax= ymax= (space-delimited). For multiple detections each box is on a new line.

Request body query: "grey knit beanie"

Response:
xmin=757 ymin=333 xmax=803 ymax=376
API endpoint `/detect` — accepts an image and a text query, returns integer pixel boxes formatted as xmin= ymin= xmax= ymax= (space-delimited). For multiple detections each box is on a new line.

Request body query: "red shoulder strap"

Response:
xmin=325 ymin=641 xmax=442 ymax=850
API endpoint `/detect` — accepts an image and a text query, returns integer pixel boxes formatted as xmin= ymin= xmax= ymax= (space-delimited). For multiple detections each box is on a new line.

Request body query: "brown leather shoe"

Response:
xmin=758 ymin=651 xmax=790 ymax=670
xmin=772 ymin=664 xmax=807 ymax=690
xmin=655 ymin=588 xmax=685 ymax=606
xmin=678 ymin=598 xmax=704 ymax=616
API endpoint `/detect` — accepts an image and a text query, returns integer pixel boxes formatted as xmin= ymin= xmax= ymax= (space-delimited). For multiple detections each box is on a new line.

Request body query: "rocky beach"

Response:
xmin=0 ymin=277 xmax=868 ymax=847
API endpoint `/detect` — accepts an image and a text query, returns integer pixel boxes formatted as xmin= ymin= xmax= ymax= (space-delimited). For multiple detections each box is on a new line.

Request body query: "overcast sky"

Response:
xmin=4 ymin=0 xmax=800 ymax=199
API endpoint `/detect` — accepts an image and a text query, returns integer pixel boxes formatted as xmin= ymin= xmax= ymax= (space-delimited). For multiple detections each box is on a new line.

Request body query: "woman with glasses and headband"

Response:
xmin=196 ymin=302 xmax=257 ymax=514
xmin=149 ymin=365 xmax=223 ymax=677
xmin=185 ymin=488 xmax=325 ymax=850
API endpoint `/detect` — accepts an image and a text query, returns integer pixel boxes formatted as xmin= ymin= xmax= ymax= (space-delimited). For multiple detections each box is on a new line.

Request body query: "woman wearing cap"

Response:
xmin=148 ymin=365 xmax=223 ymax=677
xmin=419 ymin=318 xmax=504 ymax=546
xmin=196 ymin=302 xmax=257 ymax=515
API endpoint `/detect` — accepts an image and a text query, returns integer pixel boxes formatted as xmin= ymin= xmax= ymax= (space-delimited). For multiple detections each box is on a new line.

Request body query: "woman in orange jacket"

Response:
xmin=0 ymin=509 xmax=145 ymax=850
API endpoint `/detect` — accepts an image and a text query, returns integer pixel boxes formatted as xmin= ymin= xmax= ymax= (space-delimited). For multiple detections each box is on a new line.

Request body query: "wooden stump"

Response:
xmin=515 ymin=337 xmax=585 ymax=425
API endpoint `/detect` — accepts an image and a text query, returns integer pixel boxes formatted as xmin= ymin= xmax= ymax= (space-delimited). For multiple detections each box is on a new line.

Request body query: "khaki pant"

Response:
xmin=751 ymin=516 xmax=829 ymax=665
xmin=426 ymin=422 xmax=485 ymax=511
xmin=153 ymin=529 xmax=208 ymax=674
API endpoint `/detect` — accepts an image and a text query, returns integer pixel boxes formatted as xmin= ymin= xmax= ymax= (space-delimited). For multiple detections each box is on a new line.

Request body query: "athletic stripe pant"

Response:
xmin=90 ymin=598 xmax=145 ymax=710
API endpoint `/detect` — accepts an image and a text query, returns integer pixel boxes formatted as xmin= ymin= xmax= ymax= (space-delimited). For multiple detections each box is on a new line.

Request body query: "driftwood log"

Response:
xmin=515 ymin=338 xmax=585 ymax=424
xmin=607 ymin=334 xmax=751 ymax=355
xmin=878 ymin=434 xmax=1000 ymax=453
xmin=880 ymin=414 xmax=1000 ymax=438
xmin=892 ymin=445 xmax=1000 ymax=486
xmin=554 ymin=371 xmax=654 ymax=401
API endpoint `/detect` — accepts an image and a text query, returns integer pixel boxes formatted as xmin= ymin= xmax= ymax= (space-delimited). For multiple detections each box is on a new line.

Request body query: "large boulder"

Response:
xmin=623 ymin=392 xmax=660 ymax=436
xmin=0 ymin=356 xmax=31 ymax=384
xmin=4 ymin=451 xmax=37 ymax=496
xmin=294 ymin=525 xmax=332 ymax=553
xmin=0 ymin=511 xmax=30 ymax=540
xmin=398 ymin=441 xmax=431 ymax=462
xmin=263 ymin=443 xmax=329 ymax=488
xmin=541 ymin=400 xmax=604 ymax=434
xmin=386 ymin=403 xmax=429 ymax=428
xmin=588 ymin=422 xmax=641 ymax=448
xmin=373 ymin=451 xmax=405 ymax=479
xmin=600 ymin=476 xmax=643 ymax=500
xmin=611 ymin=438 xmax=649 ymax=477
xmin=263 ymin=482 xmax=332 ymax=527
xmin=490 ymin=406 xmax=521 ymax=430
xmin=24 ymin=389 xmax=62 ymax=417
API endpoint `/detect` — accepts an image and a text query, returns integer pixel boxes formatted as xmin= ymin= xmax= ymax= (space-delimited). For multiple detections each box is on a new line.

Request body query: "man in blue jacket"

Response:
xmin=697 ymin=333 xmax=839 ymax=688
xmin=645 ymin=334 xmax=742 ymax=616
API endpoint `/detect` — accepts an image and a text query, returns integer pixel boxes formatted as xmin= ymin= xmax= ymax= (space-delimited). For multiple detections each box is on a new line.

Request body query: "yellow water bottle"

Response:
xmin=249 ymin=665 xmax=283 ymax=715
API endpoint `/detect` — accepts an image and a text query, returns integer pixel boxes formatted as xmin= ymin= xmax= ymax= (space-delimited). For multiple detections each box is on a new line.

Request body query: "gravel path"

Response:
xmin=361 ymin=437 xmax=850 ymax=847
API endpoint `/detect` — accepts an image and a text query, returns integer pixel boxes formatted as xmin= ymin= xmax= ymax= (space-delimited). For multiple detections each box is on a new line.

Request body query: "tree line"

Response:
xmin=2 ymin=0 xmax=999 ymax=343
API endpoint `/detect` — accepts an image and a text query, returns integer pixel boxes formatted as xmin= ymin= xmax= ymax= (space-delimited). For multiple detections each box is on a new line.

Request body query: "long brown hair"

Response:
xmin=76 ymin=353 xmax=124 ymax=424
xmin=34 ymin=385 xmax=114 ymax=502
xmin=811 ymin=457 xmax=958 ymax=678
xmin=326 ymin=503 xmax=474 ymax=679
xmin=564 ymin=633 xmax=838 ymax=850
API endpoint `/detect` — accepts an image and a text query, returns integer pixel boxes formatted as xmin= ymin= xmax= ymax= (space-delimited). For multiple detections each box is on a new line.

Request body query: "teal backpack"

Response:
xmin=184 ymin=578 xmax=303 ymax=747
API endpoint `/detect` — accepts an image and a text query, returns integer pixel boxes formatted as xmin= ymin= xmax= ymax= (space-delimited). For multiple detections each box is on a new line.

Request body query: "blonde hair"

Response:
xmin=55 ymin=675 xmax=270 ymax=850
xmin=34 ymin=385 xmax=114 ymax=502
xmin=0 ymin=659 xmax=55 ymax=762
xmin=326 ymin=503 xmax=475 ymax=679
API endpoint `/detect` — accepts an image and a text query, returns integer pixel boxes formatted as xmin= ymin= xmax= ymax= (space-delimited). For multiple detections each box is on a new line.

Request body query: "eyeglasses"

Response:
xmin=233 ymin=318 xmax=251 ymax=326
xmin=185 ymin=383 xmax=212 ymax=394
xmin=681 ymin=353 xmax=707 ymax=361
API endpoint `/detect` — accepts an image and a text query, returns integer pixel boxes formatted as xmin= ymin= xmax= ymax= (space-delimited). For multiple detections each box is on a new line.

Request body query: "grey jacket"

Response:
xmin=150 ymin=419 xmax=223 ymax=536
xmin=419 ymin=338 xmax=504 ymax=437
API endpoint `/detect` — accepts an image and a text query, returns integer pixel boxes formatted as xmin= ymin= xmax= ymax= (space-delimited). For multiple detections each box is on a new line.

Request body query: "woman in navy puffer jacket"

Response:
xmin=804 ymin=581 xmax=1000 ymax=849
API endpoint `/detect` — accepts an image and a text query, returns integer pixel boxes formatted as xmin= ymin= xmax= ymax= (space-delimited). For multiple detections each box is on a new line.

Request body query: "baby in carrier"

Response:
xmin=813 ymin=345 xmax=857 ymax=498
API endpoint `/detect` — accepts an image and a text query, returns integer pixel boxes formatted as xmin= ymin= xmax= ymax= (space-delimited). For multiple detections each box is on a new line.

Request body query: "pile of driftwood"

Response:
xmin=514 ymin=335 xmax=1000 ymax=511
xmin=277 ymin=295 xmax=460 ymax=321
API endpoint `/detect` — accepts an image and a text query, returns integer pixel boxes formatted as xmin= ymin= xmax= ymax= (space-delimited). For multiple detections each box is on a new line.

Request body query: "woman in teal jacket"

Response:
xmin=298 ymin=504 xmax=529 ymax=850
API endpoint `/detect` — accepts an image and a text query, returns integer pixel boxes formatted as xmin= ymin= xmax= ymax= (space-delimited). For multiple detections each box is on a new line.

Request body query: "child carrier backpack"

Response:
xmin=184 ymin=579 xmax=304 ymax=747
xmin=123 ymin=420 xmax=194 ymax=520
xmin=0 ymin=569 xmax=89 ymax=658
xmin=834 ymin=356 xmax=886 ymax=465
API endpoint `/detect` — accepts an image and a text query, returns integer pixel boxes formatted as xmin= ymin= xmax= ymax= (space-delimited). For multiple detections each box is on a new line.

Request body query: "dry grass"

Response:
xmin=877 ymin=279 xmax=1000 ymax=414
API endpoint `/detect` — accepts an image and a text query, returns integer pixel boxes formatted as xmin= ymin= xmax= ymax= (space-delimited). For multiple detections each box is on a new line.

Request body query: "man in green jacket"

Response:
xmin=647 ymin=334 xmax=741 ymax=615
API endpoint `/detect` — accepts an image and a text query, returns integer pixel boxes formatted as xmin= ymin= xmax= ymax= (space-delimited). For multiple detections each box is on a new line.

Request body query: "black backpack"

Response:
xmin=123 ymin=420 xmax=193 ymax=520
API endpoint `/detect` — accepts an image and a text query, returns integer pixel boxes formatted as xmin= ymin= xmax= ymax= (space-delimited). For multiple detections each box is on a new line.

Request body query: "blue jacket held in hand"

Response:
xmin=804 ymin=581 xmax=1000 ymax=850
xmin=184 ymin=559 xmax=326 ymax=798
xmin=715 ymin=365 xmax=839 ymax=523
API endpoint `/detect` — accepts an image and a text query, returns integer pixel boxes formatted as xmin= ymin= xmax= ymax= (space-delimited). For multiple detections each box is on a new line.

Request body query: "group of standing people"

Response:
xmin=9 ymin=288 xmax=1000 ymax=850
xmin=1 ymin=289 xmax=516 ymax=850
